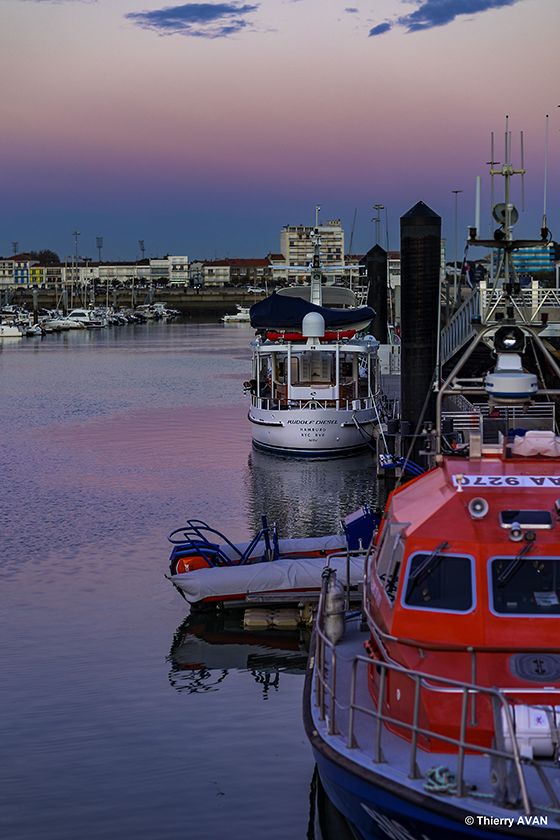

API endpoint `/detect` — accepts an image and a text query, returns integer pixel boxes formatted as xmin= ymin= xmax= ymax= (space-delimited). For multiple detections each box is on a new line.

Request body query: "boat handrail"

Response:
xmin=168 ymin=517 xmax=278 ymax=566
xmin=311 ymin=573 xmax=559 ymax=816
xmin=251 ymin=396 xmax=373 ymax=411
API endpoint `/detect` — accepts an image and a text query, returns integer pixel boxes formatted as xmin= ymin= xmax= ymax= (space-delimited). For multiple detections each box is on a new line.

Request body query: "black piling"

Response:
xmin=400 ymin=201 xmax=441 ymax=457
xmin=363 ymin=245 xmax=388 ymax=344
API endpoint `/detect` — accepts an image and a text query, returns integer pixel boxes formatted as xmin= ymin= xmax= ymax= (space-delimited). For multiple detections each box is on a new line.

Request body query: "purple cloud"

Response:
xmin=368 ymin=21 xmax=391 ymax=36
xmin=369 ymin=0 xmax=524 ymax=36
xmin=125 ymin=2 xmax=259 ymax=37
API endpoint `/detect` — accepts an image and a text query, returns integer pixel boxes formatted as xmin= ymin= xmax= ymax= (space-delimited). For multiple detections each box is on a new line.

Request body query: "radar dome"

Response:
xmin=302 ymin=312 xmax=325 ymax=338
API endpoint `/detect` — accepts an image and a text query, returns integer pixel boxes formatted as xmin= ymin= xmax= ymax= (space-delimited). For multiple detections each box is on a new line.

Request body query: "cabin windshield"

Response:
xmin=375 ymin=524 xmax=407 ymax=603
xmin=403 ymin=552 xmax=473 ymax=612
xmin=491 ymin=556 xmax=560 ymax=615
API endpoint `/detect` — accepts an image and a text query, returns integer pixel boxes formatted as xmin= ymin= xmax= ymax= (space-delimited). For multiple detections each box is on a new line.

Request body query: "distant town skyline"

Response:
xmin=1 ymin=0 xmax=559 ymax=262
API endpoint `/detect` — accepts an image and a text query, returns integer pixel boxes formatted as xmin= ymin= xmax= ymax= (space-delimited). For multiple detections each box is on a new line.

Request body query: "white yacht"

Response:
xmin=246 ymin=231 xmax=381 ymax=456
xmin=0 ymin=322 xmax=22 ymax=338
xmin=68 ymin=308 xmax=106 ymax=328
xmin=222 ymin=305 xmax=251 ymax=322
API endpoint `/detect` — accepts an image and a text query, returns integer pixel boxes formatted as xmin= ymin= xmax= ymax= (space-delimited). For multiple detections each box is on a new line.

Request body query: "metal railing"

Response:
xmin=440 ymin=283 xmax=560 ymax=366
xmin=312 ymin=566 xmax=560 ymax=819
xmin=440 ymin=288 xmax=480 ymax=364
xmin=250 ymin=395 xmax=373 ymax=411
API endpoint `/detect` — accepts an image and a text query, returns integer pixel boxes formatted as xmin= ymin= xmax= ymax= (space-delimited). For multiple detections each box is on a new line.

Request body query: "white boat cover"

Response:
xmin=512 ymin=430 xmax=560 ymax=457
xmin=211 ymin=534 xmax=347 ymax=563
xmin=170 ymin=554 xmax=365 ymax=604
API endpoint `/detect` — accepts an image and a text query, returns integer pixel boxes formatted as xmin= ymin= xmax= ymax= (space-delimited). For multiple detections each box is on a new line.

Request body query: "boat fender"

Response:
xmin=323 ymin=569 xmax=346 ymax=645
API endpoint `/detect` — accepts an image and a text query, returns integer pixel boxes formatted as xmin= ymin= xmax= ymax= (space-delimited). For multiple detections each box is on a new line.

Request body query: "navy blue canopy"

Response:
xmin=250 ymin=293 xmax=375 ymax=331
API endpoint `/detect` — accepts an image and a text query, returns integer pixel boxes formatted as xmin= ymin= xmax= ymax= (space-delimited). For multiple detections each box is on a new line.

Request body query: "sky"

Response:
xmin=1 ymin=0 xmax=559 ymax=262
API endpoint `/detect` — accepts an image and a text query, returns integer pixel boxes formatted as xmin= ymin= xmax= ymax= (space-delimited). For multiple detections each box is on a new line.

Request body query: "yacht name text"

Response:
xmin=286 ymin=419 xmax=338 ymax=425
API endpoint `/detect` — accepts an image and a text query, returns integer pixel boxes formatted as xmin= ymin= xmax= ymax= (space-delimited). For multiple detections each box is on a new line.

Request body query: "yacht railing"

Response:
xmin=312 ymin=565 xmax=560 ymax=820
xmin=250 ymin=395 xmax=374 ymax=411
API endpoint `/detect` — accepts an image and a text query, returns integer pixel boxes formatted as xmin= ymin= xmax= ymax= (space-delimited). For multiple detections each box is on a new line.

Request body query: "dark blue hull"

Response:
xmin=303 ymin=642 xmax=553 ymax=840
xmin=312 ymin=748 xmax=554 ymax=840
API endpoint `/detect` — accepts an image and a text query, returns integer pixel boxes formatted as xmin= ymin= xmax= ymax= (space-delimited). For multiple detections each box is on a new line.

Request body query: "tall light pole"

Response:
xmin=96 ymin=237 xmax=103 ymax=263
xmin=452 ymin=190 xmax=462 ymax=304
xmin=373 ymin=205 xmax=384 ymax=246
xmin=73 ymin=225 xmax=80 ymax=304
xmin=384 ymin=206 xmax=389 ymax=252
xmin=139 ymin=240 xmax=145 ymax=260
xmin=315 ymin=206 xmax=321 ymax=228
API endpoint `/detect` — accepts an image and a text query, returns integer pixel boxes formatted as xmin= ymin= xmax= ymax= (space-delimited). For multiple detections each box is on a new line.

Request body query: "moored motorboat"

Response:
xmin=167 ymin=508 xmax=378 ymax=609
xmin=0 ymin=322 xmax=22 ymax=337
xmin=304 ymin=142 xmax=560 ymax=838
xmin=222 ymin=305 xmax=252 ymax=322
xmin=68 ymin=308 xmax=106 ymax=328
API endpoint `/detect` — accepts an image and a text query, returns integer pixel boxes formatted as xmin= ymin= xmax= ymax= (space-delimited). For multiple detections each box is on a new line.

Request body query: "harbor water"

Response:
xmin=0 ymin=321 xmax=380 ymax=840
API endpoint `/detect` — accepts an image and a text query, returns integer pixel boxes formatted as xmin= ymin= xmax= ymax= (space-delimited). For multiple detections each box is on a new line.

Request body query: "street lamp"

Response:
xmin=373 ymin=205 xmax=385 ymax=246
xmin=452 ymin=190 xmax=463 ymax=304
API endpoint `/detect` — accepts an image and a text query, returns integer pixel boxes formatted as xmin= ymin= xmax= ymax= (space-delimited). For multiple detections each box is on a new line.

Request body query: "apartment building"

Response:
xmin=280 ymin=220 xmax=344 ymax=277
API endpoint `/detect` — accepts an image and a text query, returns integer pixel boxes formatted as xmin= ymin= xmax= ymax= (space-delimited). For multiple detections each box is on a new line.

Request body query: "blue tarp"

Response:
xmin=249 ymin=293 xmax=375 ymax=330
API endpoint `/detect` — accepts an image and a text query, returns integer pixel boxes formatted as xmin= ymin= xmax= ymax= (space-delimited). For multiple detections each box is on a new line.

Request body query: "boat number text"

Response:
xmin=453 ymin=475 xmax=560 ymax=488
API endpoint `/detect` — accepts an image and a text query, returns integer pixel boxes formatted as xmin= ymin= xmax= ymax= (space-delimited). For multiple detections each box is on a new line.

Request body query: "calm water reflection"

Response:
xmin=168 ymin=611 xmax=310 ymax=698
xmin=0 ymin=322 xmax=380 ymax=839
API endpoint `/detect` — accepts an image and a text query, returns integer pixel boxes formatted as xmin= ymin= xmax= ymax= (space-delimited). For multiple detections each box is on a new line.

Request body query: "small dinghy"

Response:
xmin=167 ymin=508 xmax=379 ymax=609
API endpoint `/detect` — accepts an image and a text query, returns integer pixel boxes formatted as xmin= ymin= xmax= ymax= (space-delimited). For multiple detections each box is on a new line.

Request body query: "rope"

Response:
xmin=371 ymin=389 xmax=390 ymax=453
xmin=352 ymin=415 xmax=376 ymax=453
xmin=379 ymin=454 xmax=424 ymax=477
xmin=423 ymin=766 xmax=458 ymax=795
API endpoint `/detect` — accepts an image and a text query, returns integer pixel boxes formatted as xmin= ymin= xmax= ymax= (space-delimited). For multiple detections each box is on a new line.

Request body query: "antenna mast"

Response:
xmin=543 ymin=114 xmax=549 ymax=233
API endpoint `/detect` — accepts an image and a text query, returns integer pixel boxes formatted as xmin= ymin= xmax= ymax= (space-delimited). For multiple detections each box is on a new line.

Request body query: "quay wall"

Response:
xmin=10 ymin=287 xmax=262 ymax=318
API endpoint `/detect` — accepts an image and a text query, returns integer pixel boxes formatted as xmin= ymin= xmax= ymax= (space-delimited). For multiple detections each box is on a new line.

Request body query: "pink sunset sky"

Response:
xmin=0 ymin=0 xmax=559 ymax=262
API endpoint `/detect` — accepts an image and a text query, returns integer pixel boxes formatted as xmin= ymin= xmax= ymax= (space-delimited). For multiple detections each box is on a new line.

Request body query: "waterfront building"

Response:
xmin=280 ymin=219 xmax=344 ymax=281
xmin=29 ymin=264 xmax=46 ymax=285
xmin=228 ymin=258 xmax=272 ymax=286
xmin=492 ymin=242 xmax=556 ymax=276
xmin=201 ymin=259 xmax=232 ymax=286
xmin=168 ymin=256 xmax=189 ymax=285
xmin=201 ymin=257 xmax=273 ymax=287
xmin=0 ymin=255 xmax=38 ymax=288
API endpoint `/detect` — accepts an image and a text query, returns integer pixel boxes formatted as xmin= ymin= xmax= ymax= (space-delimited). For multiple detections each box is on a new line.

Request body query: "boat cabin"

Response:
xmin=249 ymin=335 xmax=378 ymax=411
xmin=366 ymin=433 xmax=560 ymax=753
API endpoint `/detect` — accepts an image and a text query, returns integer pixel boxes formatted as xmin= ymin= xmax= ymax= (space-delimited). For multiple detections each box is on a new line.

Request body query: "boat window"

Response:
xmin=499 ymin=510 xmax=553 ymax=530
xmin=404 ymin=552 xmax=473 ymax=611
xmin=339 ymin=358 xmax=353 ymax=382
xmin=376 ymin=524 xmax=407 ymax=603
xmin=491 ymin=556 xmax=560 ymax=614
xmin=298 ymin=352 xmax=333 ymax=383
